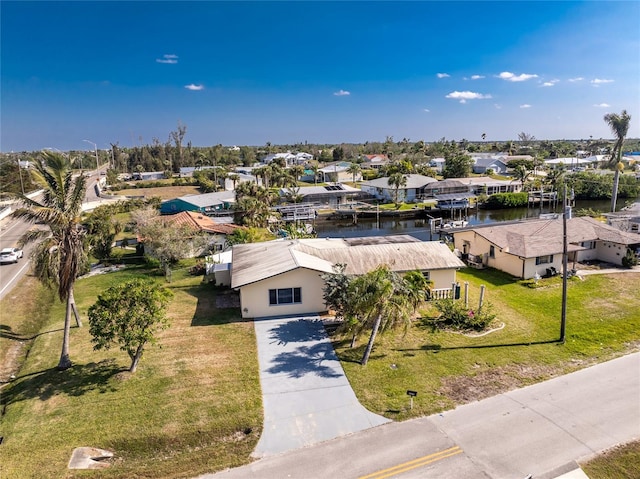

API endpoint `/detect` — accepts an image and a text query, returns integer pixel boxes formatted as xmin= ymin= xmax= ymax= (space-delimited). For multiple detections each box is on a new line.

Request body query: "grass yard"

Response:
xmin=0 ymin=266 xmax=262 ymax=479
xmin=334 ymin=268 xmax=640 ymax=420
xmin=112 ymin=185 xmax=201 ymax=200
xmin=582 ymin=440 xmax=640 ymax=479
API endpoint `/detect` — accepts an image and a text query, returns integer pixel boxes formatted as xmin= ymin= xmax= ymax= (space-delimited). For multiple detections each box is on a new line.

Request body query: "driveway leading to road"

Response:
xmin=252 ymin=315 xmax=390 ymax=457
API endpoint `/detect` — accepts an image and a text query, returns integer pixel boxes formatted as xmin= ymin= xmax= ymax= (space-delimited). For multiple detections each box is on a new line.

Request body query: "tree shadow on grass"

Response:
xmin=396 ymin=338 xmax=561 ymax=355
xmin=0 ymin=324 xmax=63 ymax=342
xmin=177 ymin=284 xmax=243 ymax=327
xmin=266 ymin=343 xmax=343 ymax=379
xmin=268 ymin=318 xmax=328 ymax=346
xmin=1 ymin=359 xmax=124 ymax=411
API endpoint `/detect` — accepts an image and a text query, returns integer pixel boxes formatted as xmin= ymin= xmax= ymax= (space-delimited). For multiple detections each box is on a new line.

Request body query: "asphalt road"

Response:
xmin=0 ymin=167 xmax=106 ymax=301
xmin=0 ymin=217 xmax=37 ymax=301
xmin=202 ymin=352 xmax=640 ymax=479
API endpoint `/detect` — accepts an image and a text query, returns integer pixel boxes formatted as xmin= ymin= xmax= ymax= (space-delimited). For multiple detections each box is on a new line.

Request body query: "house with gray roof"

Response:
xmin=472 ymin=157 xmax=508 ymax=174
xmin=231 ymin=235 xmax=465 ymax=318
xmin=360 ymin=174 xmax=438 ymax=203
xmin=451 ymin=216 xmax=640 ymax=279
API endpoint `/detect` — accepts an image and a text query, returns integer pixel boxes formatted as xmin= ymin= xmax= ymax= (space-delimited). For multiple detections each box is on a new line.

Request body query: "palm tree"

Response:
xmin=13 ymin=151 xmax=88 ymax=370
xmin=603 ymin=110 xmax=631 ymax=212
xmin=512 ymin=165 xmax=532 ymax=191
xmin=350 ymin=266 xmax=412 ymax=366
xmin=347 ymin=163 xmax=362 ymax=183
xmin=228 ymin=173 xmax=240 ymax=190
xmin=387 ymin=173 xmax=407 ymax=207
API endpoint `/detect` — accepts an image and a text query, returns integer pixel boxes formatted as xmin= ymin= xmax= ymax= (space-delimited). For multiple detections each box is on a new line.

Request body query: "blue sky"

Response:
xmin=2 ymin=1 xmax=639 ymax=152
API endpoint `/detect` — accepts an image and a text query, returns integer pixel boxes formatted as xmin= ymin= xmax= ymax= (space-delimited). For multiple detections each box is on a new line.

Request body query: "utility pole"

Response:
xmin=17 ymin=158 xmax=25 ymax=195
xmin=560 ymin=183 xmax=569 ymax=343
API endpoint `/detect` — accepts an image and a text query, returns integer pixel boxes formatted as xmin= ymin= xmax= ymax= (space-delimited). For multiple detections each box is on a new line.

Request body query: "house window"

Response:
xmin=422 ymin=271 xmax=430 ymax=281
xmin=269 ymin=287 xmax=302 ymax=305
xmin=581 ymin=241 xmax=596 ymax=249
xmin=536 ymin=255 xmax=554 ymax=265
xmin=489 ymin=246 xmax=495 ymax=258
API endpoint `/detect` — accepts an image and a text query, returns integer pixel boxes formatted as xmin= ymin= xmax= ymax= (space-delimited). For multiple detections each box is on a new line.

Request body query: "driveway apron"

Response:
xmin=252 ymin=315 xmax=389 ymax=457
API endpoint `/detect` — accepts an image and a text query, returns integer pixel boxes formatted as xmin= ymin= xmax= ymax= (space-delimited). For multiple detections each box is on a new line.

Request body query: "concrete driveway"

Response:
xmin=252 ymin=315 xmax=389 ymax=457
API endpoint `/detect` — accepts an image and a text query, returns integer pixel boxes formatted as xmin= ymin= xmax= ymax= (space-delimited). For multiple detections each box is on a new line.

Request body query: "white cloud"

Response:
xmin=156 ymin=54 xmax=178 ymax=64
xmin=568 ymin=77 xmax=584 ymax=82
xmin=541 ymin=79 xmax=559 ymax=87
xmin=445 ymin=91 xmax=492 ymax=103
xmin=498 ymin=71 xmax=539 ymax=82
xmin=437 ymin=73 xmax=450 ymax=78
xmin=333 ymin=89 xmax=351 ymax=96
xmin=520 ymin=104 xmax=532 ymax=109
xmin=423 ymin=108 xmax=430 ymax=112
xmin=591 ymin=78 xmax=614 ymax=85
xmin=593 ymin=103 xmax=611 ymax=108
xmin=494 ymin=104 xmax=502 ymax=109
xmin=184 ymin=84 xmax=204 ymax=91
xmin=470 ymin=75 xmax=485 ymax=80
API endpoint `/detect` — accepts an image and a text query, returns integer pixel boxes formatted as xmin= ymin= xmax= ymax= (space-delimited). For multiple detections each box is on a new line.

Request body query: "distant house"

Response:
xmin=161 ymin=211 xmax=241 ymax=252
xmin=361 ymin=154 xmax=390 ymax=170
xmin=278 ymin=184 xmax=365 ymax=206
xmin=261 ymin=152 xmax=313 ymax=166
xmin=160 ymin=191 xmax=236 ymax=215
xmin=231 ymin=235 xmax=466 ymax=318
xmin=457 ymin=176 xmax=522 ymax=195
xmin=360 ymin=174 xmax=438 ymax=203
xmin=318 ymin=162 xmax=360 ymax=183
xmin=451 ymin=216 xmax=640 ymax=279
xmin=132 ymin=171 xmax=165 ymax=181
xmin=428 ymin=157 xmax=446 ymax=173
xmin=472 ymin=157 xmax=508 ymax=174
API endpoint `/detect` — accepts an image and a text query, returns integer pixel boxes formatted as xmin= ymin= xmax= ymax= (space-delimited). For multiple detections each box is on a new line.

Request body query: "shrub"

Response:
xmin=427 ymin=298 xmax=496 ymax=332
xmin=484 ymin=192 xmax=528 ymax=209
xmin=622 ymin=249 xmax=639 ymax=268
xmin=189 ymin=261 xmax=207 ymax=276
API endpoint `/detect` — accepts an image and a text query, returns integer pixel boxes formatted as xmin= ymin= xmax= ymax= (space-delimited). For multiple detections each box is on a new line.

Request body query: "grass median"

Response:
xmin=0 ymin=265 xmax=261 ymax=479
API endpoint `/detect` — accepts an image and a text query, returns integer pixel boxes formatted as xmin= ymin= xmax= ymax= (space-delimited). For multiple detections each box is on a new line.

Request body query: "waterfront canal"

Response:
xmin=314 ymin=199 xmax=629 ymax=241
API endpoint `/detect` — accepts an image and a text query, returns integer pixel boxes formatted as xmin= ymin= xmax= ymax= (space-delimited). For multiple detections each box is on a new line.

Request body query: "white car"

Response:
xmin=0 ymin=247 xmax=24 ymax=264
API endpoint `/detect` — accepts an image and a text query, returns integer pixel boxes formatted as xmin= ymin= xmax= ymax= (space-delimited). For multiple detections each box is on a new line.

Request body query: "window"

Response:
xmin=580 ymin=241 xmax=596 ymax=249
xmin=489 ymin=245 xmax=495 ymax=258
xmin=422 ymin=271 xmax=430 ymax=281
xmin=536 ymin=255 xmax=554 ymax=265
xmin=269 ymin=287 xmax=302 ymax=305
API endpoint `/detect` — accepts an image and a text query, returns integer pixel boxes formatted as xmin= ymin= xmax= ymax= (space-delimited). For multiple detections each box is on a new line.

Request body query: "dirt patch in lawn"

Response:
xmin=438 ymin=363 xmax=571 ymax=404
xmin=112 ymin=185 xmax=201 ymax=200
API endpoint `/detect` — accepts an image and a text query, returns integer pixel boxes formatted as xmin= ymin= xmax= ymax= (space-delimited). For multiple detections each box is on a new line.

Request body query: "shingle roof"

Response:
xmin=161 ymin=211 xmax=240 ymax=235
xmin=177 ymin=191 xmax=236 ymax=208
xmin=456 ymin=216 xmax=639 ymax=258
xmin=231 ymin=235 xmax=465 ymax=288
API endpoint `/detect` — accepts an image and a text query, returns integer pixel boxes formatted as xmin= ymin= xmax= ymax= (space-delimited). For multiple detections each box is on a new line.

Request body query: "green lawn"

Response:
xmin=582 ymin=440 xmax=640 ymax=479
xmin=2 ymin=265 xmax=638 ymax=478
xmin=335 ymin=268 xmax=640 ymax=420
xmin=0 ymin=266 xmax=262 ymax=479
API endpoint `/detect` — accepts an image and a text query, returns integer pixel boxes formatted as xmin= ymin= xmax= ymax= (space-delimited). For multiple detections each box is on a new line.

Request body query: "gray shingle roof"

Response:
xmin=231 ymin=235 xmax=465 ymax=288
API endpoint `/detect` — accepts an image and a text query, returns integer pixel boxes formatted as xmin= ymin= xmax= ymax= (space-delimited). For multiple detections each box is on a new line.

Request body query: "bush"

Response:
xmin=622 ymin=249 xmax=639 ymax=268
xmin=484 ymin=192 xmax=528 ymax=209
xmin=189 ymin=261 xmax=207 ymax=276
xmin=427 ymin=298 xmax=496 ymax=332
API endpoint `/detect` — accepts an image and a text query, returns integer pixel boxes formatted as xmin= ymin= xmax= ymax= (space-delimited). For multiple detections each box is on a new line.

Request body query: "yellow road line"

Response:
xmin=359 ymin=446 xmax=463 ymax=479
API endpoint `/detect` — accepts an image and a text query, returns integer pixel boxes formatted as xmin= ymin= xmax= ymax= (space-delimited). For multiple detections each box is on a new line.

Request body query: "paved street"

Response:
xmin=201 ymin=352 xmax=640 ymax=479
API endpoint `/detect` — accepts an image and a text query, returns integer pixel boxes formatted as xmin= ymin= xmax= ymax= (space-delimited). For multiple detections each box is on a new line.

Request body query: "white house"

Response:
xmin=360 ymin=174 xmax=438 ymax=203
xmin=231 ymin=236 xmax=466 ymax=318
xmin=451 ymin=216 xmax=640 ymax=279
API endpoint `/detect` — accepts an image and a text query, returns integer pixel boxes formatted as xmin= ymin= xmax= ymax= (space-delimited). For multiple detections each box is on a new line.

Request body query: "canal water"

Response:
xmin=314 ymin=199 xmax=625 ymax=241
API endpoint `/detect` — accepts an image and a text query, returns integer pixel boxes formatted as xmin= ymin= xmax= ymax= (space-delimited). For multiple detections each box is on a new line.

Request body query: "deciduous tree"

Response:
xmin=88 ymin=279 xmax=172 ymax=373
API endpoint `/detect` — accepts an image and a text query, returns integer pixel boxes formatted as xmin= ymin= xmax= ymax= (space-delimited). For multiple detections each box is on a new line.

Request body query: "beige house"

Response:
xmin=451 ymin=216 xmax=640 ymax=279
xmin=231 ymin=235 xmax=466 ymax=318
